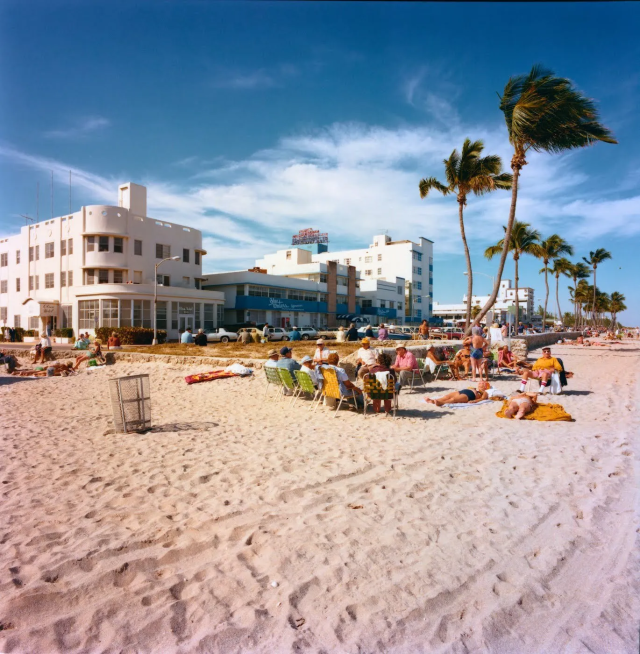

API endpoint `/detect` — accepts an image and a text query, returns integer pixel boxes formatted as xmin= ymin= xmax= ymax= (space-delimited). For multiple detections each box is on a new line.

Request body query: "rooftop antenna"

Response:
xmin=51 ymin=170 xmax=54 ymax=219
xmin=20 ymin=214 xmax=34 ymax=226
xmin=69 ymin=170 xmax=72 ymax=213
xmin=36 ymin=182 xmax=39 ymax=221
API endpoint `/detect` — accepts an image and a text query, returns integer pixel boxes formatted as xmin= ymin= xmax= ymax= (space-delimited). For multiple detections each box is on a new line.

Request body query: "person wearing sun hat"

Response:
xmin=391 ymin=342 xmax=418 ymax=390
xmin=313 ymin=339 xmax=329 ymax=364
xmin=264 ymin=348 xmax=280 ymax=367
xmin=356 ymin=337 xmax=379 ymax=378
xmin=299 ymin=354 xmax=319 ymax=387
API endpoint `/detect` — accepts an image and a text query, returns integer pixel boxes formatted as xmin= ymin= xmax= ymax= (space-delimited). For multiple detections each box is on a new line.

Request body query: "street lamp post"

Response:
xmin=153 ymin=256 xmax=181 ymax=345
xmin=463 ymin=271 xmax=496 ymax=322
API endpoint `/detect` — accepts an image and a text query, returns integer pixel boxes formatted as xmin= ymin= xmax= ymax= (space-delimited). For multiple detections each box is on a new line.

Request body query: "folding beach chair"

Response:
xmin=319 ymin=367 xmax=362 ymax=417
xmin=363 ymin=373 xmax=398 ymax=418
xmin=294 ymin=369 xmax=322 ymax=410
xmin=433 ymin=348 xmax=457 ymax=381
xmin=409 ymin=358 xmax=429 ymax=392
xmin=264 ymin=366 xmax=284 ymax=399
xmin=277 ymin=368 xmax=299 ymax=405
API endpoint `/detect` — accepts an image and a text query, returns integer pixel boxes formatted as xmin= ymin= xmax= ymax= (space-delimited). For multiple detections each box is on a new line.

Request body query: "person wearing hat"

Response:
xmin=313 ymin=339 xmax=329 ymax=363
xmin=345 ymin=323 xmax=359 ymax=342
xmin=289 ymin=326 xmax=301 ymax=341
xmin=516 ymin=346 xmax=566 ymax=394
xmin=391 ymin=343 xmax=418 ymax=390
xmin=264 ymin=349 xmax=280 ymax=368
xmin=299 ymin=355 xmax=319 ymax=387
xmin=276 ymin=345 xmax=301 ymax=375
xmin=355 ymin=337 xmax=379 ymax=379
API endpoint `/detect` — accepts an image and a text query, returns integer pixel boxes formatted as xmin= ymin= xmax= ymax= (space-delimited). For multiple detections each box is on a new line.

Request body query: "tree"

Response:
xmin=567 ymin=262 xmax=590 ymax=328
xmin=582 ymin=249 xmax=612 ymax=324
xmin=471 ymin=304 xmax=481 ymax=319
xmin=485 ymin=220 xmax=540 ymax=328
xmin=573 ymin=280 xmax=592 ymax=328
xmin=419 ymin=139 xmax=512 ymax=329
xmin=609 ymin=291 xmax=627 ymax=330
xmin=474 ymin=65 xmax=616 ymax=328
xmin=533 ymin=235 xmax=573 ymax=330
xmin=549 ymin=257 xmax=572 ymax=328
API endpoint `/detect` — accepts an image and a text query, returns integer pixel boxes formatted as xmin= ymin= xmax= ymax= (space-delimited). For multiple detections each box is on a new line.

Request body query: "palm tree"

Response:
xmin=609 ymin=292 xmax=627 ymax=330
xmin=567 ymin=262 xmax=590 ymax=328
xmin=574 ymin=280 xmax=592 ymax=328
xmin=419 ymin=139 xmax=512 ymax=329
xmin=485 ymin=220 xmax=540 ymax=327
xmin=474 ymin=65 xmax=616 ymax=326
xmin=549 ymin=257 xmax=572 ymax=328
xmin=595 ymin=291 xmax=611 ymax=328
xmin=533 ymin=235 xmax=574 ymax=330
xmin=582 ymin=249 xmax=612 ymax=324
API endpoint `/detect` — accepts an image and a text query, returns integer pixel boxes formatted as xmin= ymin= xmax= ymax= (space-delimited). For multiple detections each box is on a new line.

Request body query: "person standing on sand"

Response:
xmin=419 ymin=320 xmax=429 ymax=339
xmin=377 ymin=324 xmax=388 ymax=341
xmin=470 ymin=331 xmax=487 ymax=382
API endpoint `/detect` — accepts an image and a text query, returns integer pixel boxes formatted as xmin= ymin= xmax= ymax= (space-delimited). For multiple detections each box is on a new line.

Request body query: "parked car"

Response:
xmin=294 ymin=327 xmax=318 ymax=340
xmin=205 ymin=328 xmax=238 ymax=343
xmin=357 ymin=326 xmax=411 ymax=341
xmin=431 ymin=327 xmax=465 ymax=340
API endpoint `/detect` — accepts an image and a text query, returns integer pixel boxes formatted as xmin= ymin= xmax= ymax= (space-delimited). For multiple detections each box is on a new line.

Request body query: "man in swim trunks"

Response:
xmin=504 ymin=392 xmax=538 ymax=419
xmin=424 ymin=381 xmax=490 ymax=406
xmin=470 ymin=331 xmax=488 ymax=382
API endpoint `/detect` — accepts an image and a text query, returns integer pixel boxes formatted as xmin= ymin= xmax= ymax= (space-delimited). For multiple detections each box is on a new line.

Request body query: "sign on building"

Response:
xmin=292 ymin=228 xmax=329 ymax=245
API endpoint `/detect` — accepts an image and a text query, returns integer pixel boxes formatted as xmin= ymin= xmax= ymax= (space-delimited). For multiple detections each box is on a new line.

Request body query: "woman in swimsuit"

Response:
xmin=424 ymin=381 xmax=490 ymax=407
xmin=504 ymin=392 xmax=537 ymax=419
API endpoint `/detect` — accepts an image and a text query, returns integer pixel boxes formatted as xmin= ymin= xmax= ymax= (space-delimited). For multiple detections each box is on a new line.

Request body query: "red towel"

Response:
xmin=184 ymin=371 xmax=237 ymax=385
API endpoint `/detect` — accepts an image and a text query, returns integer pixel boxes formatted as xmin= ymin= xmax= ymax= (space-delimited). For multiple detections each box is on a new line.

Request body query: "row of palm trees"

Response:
xmin=420 ymin=64 xmax=618 ymax=333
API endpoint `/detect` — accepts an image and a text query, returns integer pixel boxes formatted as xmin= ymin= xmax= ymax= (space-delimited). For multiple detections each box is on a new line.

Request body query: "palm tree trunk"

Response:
xmin=514 ymin=254 xmax=520 ymax=330
xmin=458 ymin=201 xmax=473 ymax=330
xmin=555 ymin=274 xmax=562 ymax=328
xmin=592 ymin=268 xmax=597 ymax=325
xmin=543 ymin=264 xmax=549 ymax=331
xmin=572 ymin=276 xmax=578 ymax=328
xmin=471 ymin=159 xmax=522 ymax=332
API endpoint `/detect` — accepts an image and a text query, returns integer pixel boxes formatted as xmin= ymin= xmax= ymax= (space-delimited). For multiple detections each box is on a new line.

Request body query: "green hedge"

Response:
xmin=54 ymin=328 xmax=74 ymax=338
xmin=95 ymin=326 xmax=166 ymax=345
xmin=0 ymin=327 xmax=30 ymax=342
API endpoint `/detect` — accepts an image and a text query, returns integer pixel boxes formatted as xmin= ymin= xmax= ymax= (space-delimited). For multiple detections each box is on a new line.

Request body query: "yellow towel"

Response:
xmin=496 ymin=401 xmax=572 ymax=421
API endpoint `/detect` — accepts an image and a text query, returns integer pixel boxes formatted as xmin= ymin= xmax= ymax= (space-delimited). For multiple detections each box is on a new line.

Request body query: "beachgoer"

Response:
xmin=364 ymin=325 xmax=374 ymax=338
xmin=355 ymin=337 xmax=378 ymax=378
xmin=276 ymin=346 xmax=301 ymax=374
xmin=501 ymin=323 xmax=508 ymax=339
xmin=181 ymin=328 xmax=194 ymax=344
xmin=73 ymin=340 xmax=105 ymax=370
xmin=452 ymin=341 xmax=472 ymax=379
xmin=194 ymin=329 xmax=208 ymax=347
xmin=366 ymin=352 xmax=397 ymax=414
xmin=264 ymin=349 xmax=279 ymax=367
xmin=377 ymin=324 xmax=388 ymax=341
xmin=470 ymin=330 xmax=488 ymax=381
xmin=504 ymin=392 xmax=538 ymax=419
xmin=391 ymin=344 xmax=418 ymax=390
xmin=289 ymin=326 xmax=301 ymax=341
xmin=424 ymin=381 xmax=490 ymax=406
xmin=240 ymin=330 xmax=252 ymax=345
xmin=345 ymin=323 xmax=359 ymax=342
xmin=471 ymin=321 xmax=483 ymax=336
xmin=313 ymin=339 xmax=329 ymax=364
xmin=262 ymin=323 xmax=271 ymax=342
xmin=107 ymin=332 xmax=122 ymax=349
xmin=335 ymin=326 xmax=346 ymax=342
xmin=516 ymin=347 xmax=563 ymax=393
xmin=299 ymin=355 xmax=319 ymax=387
xmin=419 ymin=320 xmax=429 ymax=340
xmin=324 ymin=352 xmax=363 ymax=405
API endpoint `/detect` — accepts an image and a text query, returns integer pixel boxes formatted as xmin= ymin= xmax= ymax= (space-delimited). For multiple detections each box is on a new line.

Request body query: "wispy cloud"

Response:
xmin=211 ymin=64 xmax=298 ymax=90
xmin=44 ymin=116 xmax=111 ymax=139
xmin=402 ymin=65 xmax=461 ymax=124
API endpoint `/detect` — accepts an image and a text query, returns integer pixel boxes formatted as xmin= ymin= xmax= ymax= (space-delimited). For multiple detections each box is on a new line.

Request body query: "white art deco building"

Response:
xmin=0 ymin=183 xmax=225 ymax=339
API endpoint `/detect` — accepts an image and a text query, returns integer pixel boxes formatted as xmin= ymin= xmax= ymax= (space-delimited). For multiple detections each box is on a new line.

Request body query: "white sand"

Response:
xmin=1 ymin=343 xmax=638 ymax=653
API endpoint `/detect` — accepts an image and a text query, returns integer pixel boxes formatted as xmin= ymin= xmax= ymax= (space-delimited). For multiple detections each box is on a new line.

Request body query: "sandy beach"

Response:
xmin=1 ymin=342 xmax=638 ymax=653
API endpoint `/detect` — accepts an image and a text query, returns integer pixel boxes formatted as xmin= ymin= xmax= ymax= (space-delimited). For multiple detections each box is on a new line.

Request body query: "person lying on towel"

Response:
xmin=423 ymin=381 xmax=490 ymax=407
xmin=504 ymin=392 xmax=538 ymax=420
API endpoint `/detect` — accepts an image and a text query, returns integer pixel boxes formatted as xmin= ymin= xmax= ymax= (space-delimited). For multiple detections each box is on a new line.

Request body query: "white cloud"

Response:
xmin=44 ymin=116 xmax=110 ymax=139
xmin=211 ymin=64 xmax=298 ymax=90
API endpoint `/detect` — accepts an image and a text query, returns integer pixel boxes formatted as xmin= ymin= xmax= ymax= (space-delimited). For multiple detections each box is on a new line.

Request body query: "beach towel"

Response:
xmin=444 ymin=399 xmax=494 ymax=409
xmin=496 ymin=401 xmax=572 ymax=421
xmin=374 ymin=371 xmax=390 ymax=387
xmin=185 ymin=371 xmax=238 ymax=385
xmin=224 ymin=363 xmax=253 ymax=376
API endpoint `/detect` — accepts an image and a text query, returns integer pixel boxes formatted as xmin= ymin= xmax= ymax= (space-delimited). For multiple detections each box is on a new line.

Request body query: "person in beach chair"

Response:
xmin=364 ymin=352 xmax=397 ymax=415
xmin=516 ymin=347 xmax=573 ymax=394
xmin=503 ymin=392 xmax=538 ymax=419
xmin=423 ymin=380 xmax=490 ymax=407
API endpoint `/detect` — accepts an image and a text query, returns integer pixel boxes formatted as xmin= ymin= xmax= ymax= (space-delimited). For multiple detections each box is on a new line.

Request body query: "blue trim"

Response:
xmin=361 ymin=306 xmax=398 ymax=318
xmin=234 ymin=296 xmax=360 ymax=315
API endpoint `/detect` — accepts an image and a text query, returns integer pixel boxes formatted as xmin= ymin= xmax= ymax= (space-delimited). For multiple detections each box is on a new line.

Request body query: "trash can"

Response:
xmin=109 ymin=374 xmax=151 ymax=433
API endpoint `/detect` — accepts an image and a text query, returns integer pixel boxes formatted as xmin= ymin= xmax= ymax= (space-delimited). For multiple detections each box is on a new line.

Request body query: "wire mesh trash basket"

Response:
xmin=109 ymin=374 xmax=151 ymax=433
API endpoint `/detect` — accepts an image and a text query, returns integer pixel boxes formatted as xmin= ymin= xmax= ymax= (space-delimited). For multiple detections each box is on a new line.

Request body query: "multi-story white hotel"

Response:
xmin=0 ymin=183 xmax=225 ymax=339
xmin=312 ymin=233 xmax=434 ymax=324
xmin=433 ymin=279 xmax=535 ymax=324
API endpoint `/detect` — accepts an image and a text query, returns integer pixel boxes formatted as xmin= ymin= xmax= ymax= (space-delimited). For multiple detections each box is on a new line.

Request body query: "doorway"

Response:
xmin=179 ymin=316 xmax=194 ymax=333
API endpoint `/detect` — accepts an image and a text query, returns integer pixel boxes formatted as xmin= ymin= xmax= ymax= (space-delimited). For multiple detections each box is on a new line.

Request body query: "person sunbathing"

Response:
xmin=73 ymin=340 xmax=106 ymax=370
xmin=504 ymin=392 xmax=538 ymax=419
xmin=12 ymin=362 xmax=75 ymax=377
xmin=516 ymin=347 xmax=563 ymax=393
xmin=451 ymin=343 xmax=471 ymax=379
xmin=424 ymin=381 xmax=490 ymax=406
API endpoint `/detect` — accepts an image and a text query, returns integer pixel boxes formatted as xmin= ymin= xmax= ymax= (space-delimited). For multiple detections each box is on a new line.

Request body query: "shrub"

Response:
xmin=54 ymin=328 xmax=74 ymax=338
xmin=95 ymin=326 xmax=166 ymax=345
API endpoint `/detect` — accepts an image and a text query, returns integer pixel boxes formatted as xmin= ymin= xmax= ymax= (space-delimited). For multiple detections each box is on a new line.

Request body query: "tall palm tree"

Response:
xmin=549 ymin=257 xmax=572 ymax=328
xmin=419 ymin=139 xmax=512 ymax=329
xmin=533 ymin=235 xmax=574 ymax=330
xmin=485 ymin=220 xmax=540 ymax=327
xmin=595 ymin=291 xmax=611 ymax=328
xmin=574 ymin=280 xmax=592 ymax=328
xmin=474 ymin=65 xmax=616 ymax=327
xmin=608 ymin=292 xmax=626 ymax=330
xmin=582 ymin=249 xmax=612 ymax=323
xmin=567 ymin=262 xmax=590 ymax=328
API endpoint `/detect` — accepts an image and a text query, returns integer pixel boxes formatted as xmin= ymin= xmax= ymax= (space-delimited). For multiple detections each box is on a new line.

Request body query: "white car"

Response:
xmin=297 ymin=327 xmax=318 ymax=340
xmin=263 ymin=327 xmax=290 ymax=341
xmin=205 ymin=328 xmax=238 ymax=343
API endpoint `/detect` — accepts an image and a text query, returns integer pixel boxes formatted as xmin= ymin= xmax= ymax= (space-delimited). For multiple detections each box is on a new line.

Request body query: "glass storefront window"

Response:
xmin=156 ymin=301 xmax=167 ymax=330
xmin=102 ymin=299 xmax=119 ymax=327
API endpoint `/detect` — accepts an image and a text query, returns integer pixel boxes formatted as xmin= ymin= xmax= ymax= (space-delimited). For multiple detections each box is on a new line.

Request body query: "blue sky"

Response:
xmin=1 ymin=1 xmax=639 ymax=323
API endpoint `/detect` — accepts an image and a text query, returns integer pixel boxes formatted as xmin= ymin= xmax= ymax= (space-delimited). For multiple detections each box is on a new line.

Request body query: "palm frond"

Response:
xmin=484 ymin=243 xmax=504 ymax=260
xmin=419 ymin=177 xmax=449 ymax=199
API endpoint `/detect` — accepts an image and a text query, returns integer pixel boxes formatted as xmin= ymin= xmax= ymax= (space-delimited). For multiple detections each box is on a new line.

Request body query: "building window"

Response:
xmin=14 ymin=315 xmax=21 ymax=328
xmin=377 ymin=254 xmax=382 ymax=261
xmin=61 ymin=305 xmax=72 ymax=329
xmin=195 ymin=251 xmax=201 ymax=265
xmin=204 ymin=304 xmax=214 ymax=331
xmin=61 ymin=240 xmax=66 ymax=256
xmin=0 ymin=280 xmax=6 ymax=293
xmin=29 ymin=275 xmax=39 ymax=290
xmin=417 ymin=267 xmax=422 ymax=275
xmin=86 ymin=236 xmax=95 ymax=252
xmin=236 ymin=285 xmax=245 ymax=296
xmin=16 ymin=250 xmax=20 ymax=264
xmin=68 ymin=238 xmax=73 ymax=255
xmin=217 ymin=304 xmax=224 ymax=326
xmin=156 ymin=244 xmax=170 ymax=259
xmin=286 ymin=251 xmax=291 ymax=260
xmin=0 ymin=308 xmax=6 ymax=322
xmin=68 ymin=271 xmax=73 ymax=286
xmin=79 ymin=300 xmax=100 ymax=329
xmin=29 ymin=316 xmax=39 ymax=330
xmin=102 ymin=299 xmax=119 ymax=327
xmin=182 ymin=276 xmax=190 ymax=286
xmin=362 ymin=299 xmax=373 ymax=308
xmin=35 ymin=245 xmax=39 ymax=260
xmin=344 ymin=258 xmax=351 ymax=265
xmin=397 ymin=303 xmax=402 ymax=311
xmin=380 ymin=300 xmax=386 ymax=308
xmin=365 ymin=256 xmax=372 ymax=263
xmin=61 ymin=272 xmax=66 ymax=287
xmin=416 ymin=309 xmax=422 ymax=319
xmin=0 ymin=253 xmax=7 ymax=267
xmin=16 ymin=278 xmax=20 ymax=292
xmin=44 ymin=273 xmax=54 ymax=289
xmin=319 ymin=274 xmax=327 ymax=284
xmin=99 ymin=236 xmax=109 ymax=252
xmin=98 ymin=270 xmax=109 ymax=284
xmin=133 ymin=299 xmax=152 ymax=328
xmin=416 ymin=296 xmax=422 ymax=304
xmin=114 ymin=237 xmax=124 ymax=253
xmin=377 ymin=268 xmax=382 ymax=275
xmin=157 ymin=274 xmax=170 ymax=286
xmin=365 ymin=269 xmax=372 ymax=276
xmin=183 ymin=248 xmax=190 ymax=263
xmin=195 ymin=279 xmax=201 ymax=290
xmin=45 ymin=242 xmax=54 ymax=258
xmin=29 ymin=246 xmax=34 ymax=262
xmin=134 ymin=240 xmax=142 ymax=255
xmin=248 ymin=285 xmax=284 ymax=298
xmin=389 ymin=301 xmax=395 ymax=309
xmin=416 ymin=281 xmax=422 ymax=290
xmin=120 ymin=299 xmax=131 ymax=326
xmin=156 ymin=301 xmax=167 ymax=330
xmin=171 ymin=302 xmax=178 ymax=330
xmin=113 ymin=270 xmax=124 ymax=284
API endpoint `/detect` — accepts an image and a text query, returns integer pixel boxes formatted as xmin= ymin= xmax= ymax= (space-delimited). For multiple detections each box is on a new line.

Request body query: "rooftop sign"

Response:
xmin=292 ymin=228 xmax=328 ymax=245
